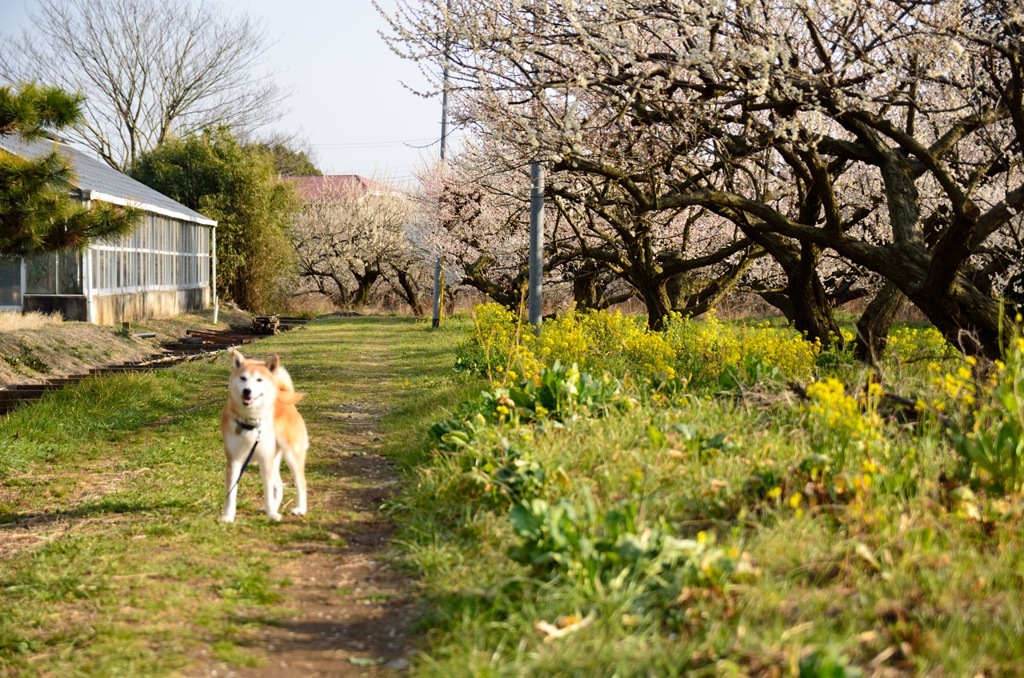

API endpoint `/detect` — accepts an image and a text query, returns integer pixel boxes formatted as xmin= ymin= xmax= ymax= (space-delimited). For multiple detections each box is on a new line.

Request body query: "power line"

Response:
xmin=309 ymin=138 xmax=437 ymax=150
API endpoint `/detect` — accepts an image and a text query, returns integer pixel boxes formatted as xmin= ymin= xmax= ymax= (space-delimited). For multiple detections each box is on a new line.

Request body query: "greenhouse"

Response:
xmin=0 ymin=136 xmax=217 ymax=324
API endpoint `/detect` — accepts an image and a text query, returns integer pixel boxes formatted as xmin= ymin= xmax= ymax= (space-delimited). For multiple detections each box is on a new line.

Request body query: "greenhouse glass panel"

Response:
xmin=57 ymin=250 xmax=82 ymax=294
xmin=0 ymin=258 xmax=20 ymax=305
xmin=26 ymin=254 xmax=56 ymax=294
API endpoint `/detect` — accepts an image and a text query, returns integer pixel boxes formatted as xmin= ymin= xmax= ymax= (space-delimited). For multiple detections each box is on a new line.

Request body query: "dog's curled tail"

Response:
xmin=277 ymin=390 xmax=305 ymax=406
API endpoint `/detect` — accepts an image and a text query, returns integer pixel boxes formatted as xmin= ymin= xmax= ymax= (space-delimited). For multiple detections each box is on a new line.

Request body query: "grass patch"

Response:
xmin=13 ymin=309 xmax=1009 ymax=674
xmin=0 ymin=315 xmax=471 ymax=676
xmin=384 ymin=307 xmax=1024 ymax=675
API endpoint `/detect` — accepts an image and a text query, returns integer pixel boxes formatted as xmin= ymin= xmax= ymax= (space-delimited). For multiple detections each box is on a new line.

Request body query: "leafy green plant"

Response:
xmin=18 ymin=347 xmax=47 ymax=373
xmin=720 ymin=355 xmax=784 ymax=391
xmin=815 ymin=339 xmax=856 ymax=369
xmin=455 ymin=361 xmax=629 ymax=426
xmin=504 ymin=361 xmax=625 ymax=420
xmin=508 ymin=497 xmax=747 ymax=595
xmin=485 ymin=440 xmax=548 ymax=504
xmin=952 ymin=337 xmax=1024 ymax=494
xmin=429 ymin=415 xmax=548 ymax=506
xmin=429 ymin=412 xmax=487 ymax=452
xmin=799 ymin=646 xmax=864 ymax=678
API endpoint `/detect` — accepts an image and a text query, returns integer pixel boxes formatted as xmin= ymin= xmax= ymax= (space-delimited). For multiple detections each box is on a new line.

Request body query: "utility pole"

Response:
xmin=528 ymin=0 xmax=546 ymax=328
xmin=528 ymin=161 xmax=544 ymax=326
xmin=432 ymin=0 xmax=453 ymax=330
xmin=440 ymin=2 xmax=450 ymax=165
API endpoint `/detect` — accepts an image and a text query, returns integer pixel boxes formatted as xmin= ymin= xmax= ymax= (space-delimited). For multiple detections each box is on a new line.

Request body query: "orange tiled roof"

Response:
xmin=286 ymin=175 xmax=392 ymax=200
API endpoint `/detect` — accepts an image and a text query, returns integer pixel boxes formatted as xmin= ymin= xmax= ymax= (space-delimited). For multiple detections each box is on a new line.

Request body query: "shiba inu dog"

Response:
xmin=220 ymin=349 xmax=308 ymax=522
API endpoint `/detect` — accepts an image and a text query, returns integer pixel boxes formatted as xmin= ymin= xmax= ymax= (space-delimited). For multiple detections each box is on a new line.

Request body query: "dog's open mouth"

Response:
xmin=242 ymin=393 xmax=263 ymax=406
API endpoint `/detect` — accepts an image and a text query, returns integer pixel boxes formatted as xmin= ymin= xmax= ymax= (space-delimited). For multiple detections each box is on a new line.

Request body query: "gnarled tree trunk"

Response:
xmin=854 ymin=282 xmax=905 ymax=365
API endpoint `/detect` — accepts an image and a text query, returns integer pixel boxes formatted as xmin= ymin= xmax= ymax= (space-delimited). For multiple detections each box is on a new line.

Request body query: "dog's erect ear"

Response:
xmin=230 ymin=349 xmax=245 ymax=370
xmin=267 ymin=355 xmax=280 ymax=373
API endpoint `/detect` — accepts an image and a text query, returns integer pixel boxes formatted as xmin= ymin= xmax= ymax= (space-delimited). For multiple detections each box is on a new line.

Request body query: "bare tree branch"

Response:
xmin=0 ymin=0 xmax=287 ymax=170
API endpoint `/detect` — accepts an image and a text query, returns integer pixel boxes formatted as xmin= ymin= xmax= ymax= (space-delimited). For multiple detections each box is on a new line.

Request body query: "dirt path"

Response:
xmin=0 ymin=316 xmax=441 ymax=676
xmin=187 ymin=326 xmax=420 ymax=677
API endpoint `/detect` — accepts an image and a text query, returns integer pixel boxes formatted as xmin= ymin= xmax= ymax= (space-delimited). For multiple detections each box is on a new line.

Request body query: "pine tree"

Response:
xmin=0 ymin=82 xmax=138 ymax=256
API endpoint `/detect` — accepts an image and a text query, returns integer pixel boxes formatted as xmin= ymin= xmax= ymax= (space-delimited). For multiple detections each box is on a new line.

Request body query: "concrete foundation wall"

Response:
xmin=25 ymin=287 xmax=210 ymax=324
xmin=92 ymin=287 xmax=210 ymax=325
xmin=23 ymin=296 xmax=88 ymax=321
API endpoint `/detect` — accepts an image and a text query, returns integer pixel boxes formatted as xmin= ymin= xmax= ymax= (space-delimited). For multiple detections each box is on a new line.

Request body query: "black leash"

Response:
xmin=225 ymin=419 xmax=261 ymax=499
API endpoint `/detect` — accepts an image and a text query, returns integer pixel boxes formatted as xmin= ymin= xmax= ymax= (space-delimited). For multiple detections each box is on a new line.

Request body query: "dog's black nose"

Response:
xmin=242 ymin=388 xmax=252 ymax=400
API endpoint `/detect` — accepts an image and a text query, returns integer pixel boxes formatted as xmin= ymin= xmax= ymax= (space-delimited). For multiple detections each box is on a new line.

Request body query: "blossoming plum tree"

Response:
xmin=289 ymin=179 xmax=428 ymax=313
xmin=381 ymin=0 xmax=1024 ymax=357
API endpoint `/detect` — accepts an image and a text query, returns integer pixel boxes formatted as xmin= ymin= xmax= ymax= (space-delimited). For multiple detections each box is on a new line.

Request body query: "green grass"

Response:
xmin=382 ymin=313 xmax=1024 ymax=676
xmin=0 ymin=315 xmax=471 ymax=677
xmin=8 ymin=311 xmax=1020 ymax=675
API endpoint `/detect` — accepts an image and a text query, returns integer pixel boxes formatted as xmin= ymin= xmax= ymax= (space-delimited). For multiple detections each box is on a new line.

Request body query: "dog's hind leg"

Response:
xmin=283 ymin=444 xmax=308 ymax=516
xmin=270 ymin=462 xmax=284 ymax=515
xmin=221 ymin=458 xmax=243 ymax=523
xmin=259 ymin=456 xmax=284 ymax=521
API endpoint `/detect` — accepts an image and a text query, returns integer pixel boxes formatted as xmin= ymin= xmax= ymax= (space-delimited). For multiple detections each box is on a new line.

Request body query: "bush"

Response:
xmin=499 ymin=361 xmax=629 ymax=422
xmin=130 ymin=127 xmax=298 ymax=313
xmin=884 ymin=324 xmax=958 ymax=364
xmin=534 ymin=310 xmax=676 ymax=384
xmin=664 ymin=312 xmax=819 ymax=388
xmin=458 ymin=305 xmax=819 ymax=392
xmin=455 ymin=302 xmax=516 ymax=376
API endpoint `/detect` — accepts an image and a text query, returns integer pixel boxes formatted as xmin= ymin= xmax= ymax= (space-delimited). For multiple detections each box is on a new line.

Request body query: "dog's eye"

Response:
xmin=239 ymin=376 xmax=247 ymax=383
xmin=256 ymin=377 xmax=264 ymax=383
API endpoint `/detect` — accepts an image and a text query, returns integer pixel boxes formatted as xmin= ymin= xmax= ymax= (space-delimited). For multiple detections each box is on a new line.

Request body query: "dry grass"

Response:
xmin=0 ymin=311 xmax=64 ymax=332
xmin=0 ymin=307 xmax=256 ymax=386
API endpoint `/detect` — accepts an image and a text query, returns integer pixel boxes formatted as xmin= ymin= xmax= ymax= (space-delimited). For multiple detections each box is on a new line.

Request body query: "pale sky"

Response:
xmin=0 ymin=0 xmax=449 ymax=186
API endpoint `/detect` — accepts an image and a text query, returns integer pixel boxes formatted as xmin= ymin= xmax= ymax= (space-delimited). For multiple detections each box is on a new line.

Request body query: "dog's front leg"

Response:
xmin=221 ymin=458 xmax=243 ymax=523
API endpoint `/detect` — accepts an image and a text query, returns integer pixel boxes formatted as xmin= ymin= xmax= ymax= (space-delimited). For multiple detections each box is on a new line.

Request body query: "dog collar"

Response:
xmin=234 ymin=418 xmax=260 ymax=434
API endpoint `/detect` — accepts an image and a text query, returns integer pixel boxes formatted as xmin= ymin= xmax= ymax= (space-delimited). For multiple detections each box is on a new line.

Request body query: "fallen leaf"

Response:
xmin=535 ymin=612 xmax=596 ymax=642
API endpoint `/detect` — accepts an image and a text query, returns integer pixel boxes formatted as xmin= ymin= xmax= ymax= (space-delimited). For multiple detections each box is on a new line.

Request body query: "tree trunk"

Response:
xmin=395 ymin=268 xmax=427 ymax=316
xmin=572 ymin=265 xmax=603 ymax=309
xmin=460 ymin=255 xmax=529 ymax=310
xmin=744 ymin=234 xmax=840 ymax=348
xmin=785 ymin=249 xmax=843 ymax=348
xmin=789 ymin=282 xmax=843 ymax=348
xmin=636 ymin=278 xmax=673 ymax=330
xmin=854 ymin=282 xmax=905 ymax=365
xmin=826 ymin=240 xmax=1004 ymax=358
xmin=755 ymin=289 xmax=795 ymax=320
xmin=350 ymin=270 xmax=381 ymax=308
xmin=907 ymin=284 xmax=1002 ymax=358
xmin=1003 ymin=271 xmax=1024 ymax=321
